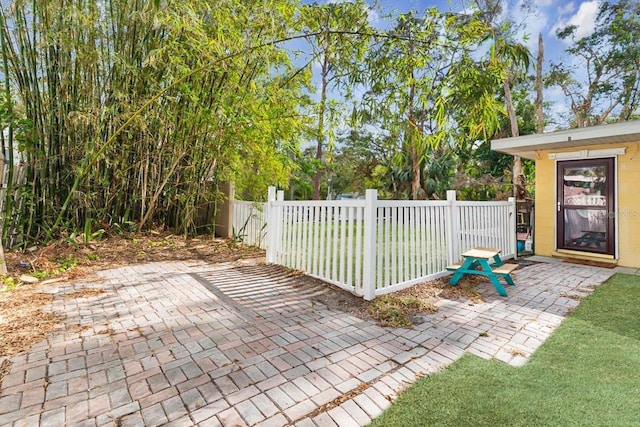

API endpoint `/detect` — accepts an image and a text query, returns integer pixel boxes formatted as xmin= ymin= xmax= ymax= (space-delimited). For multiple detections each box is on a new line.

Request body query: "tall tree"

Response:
xmin=362 ymin=9 xmax=506 ymax=200
xmin=470 ymin=0 xmax=532 ymax=201
xmin=547 ymin=0 xmax=640 ymax=127
xmin=535 ymin=32 xmax=545 ymax=133
xmin=299 ymin=1 xmax=371 ymax=200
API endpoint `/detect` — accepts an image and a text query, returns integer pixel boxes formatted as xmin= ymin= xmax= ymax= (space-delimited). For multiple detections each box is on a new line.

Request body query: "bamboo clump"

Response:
xmin=0 ymin=0 xmax=307 ymax=244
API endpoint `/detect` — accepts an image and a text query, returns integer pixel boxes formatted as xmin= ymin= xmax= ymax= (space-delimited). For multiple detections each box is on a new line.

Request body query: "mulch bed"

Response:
xmin=0 ymin=285 xmax=63 ymax=358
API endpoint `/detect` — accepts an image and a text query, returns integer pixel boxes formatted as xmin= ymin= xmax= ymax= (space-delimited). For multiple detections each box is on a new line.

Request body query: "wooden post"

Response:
xmin=508 ymin=196 xmax=517 ymax=259
xmin=214 ymin=181 xmax=235 ymax=238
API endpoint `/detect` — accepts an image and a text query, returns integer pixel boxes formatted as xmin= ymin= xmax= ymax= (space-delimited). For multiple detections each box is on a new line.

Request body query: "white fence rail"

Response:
xmin=234 ymin=188 xmax=515 ymax=300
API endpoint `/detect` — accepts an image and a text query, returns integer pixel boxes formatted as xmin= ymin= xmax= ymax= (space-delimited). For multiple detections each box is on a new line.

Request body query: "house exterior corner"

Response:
xmin=535 ymin=141 xmax=640 ymax=268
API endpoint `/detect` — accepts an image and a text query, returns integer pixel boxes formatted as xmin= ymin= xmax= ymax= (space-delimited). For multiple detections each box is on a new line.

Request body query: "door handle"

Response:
xmin=557 ymin=202 xmax=561 ymax=212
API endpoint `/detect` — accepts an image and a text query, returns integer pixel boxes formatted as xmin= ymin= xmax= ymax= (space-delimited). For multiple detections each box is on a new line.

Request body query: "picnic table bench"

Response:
xmin=446 ymin=247 xmax=517 ymax=297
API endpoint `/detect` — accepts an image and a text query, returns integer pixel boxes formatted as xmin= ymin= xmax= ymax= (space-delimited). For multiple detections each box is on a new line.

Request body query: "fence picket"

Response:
xmin=354 ymin=209 xmax=364 ymax=294
xmin=346 ymin=207 xmax=354 ymax=289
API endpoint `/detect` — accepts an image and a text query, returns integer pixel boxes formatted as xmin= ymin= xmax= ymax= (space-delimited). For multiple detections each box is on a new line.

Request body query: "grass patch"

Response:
xmin=367 ymin=295 xmax=437 ymax=328
xmin=370 ymin=273 xmax=640 ymax=426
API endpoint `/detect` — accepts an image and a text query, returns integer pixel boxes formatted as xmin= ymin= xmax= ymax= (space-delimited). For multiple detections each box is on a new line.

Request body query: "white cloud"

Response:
xmin=557 ymin=2 xmax=576 ymax=16
xmin=366 ymin=7 xmax=381 ymax=26
xmin=551 ymin=0 xmax=600 ymax=42
xmin=542 ymin=86 xmax=573 ymax=129
xmin=509 ymin=0 xmax=549 ymax=52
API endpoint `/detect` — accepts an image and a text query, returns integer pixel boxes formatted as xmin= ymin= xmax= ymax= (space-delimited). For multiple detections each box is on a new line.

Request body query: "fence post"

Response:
xmin=274 ymin=190 xmax=284 ymax=263
xmin=446 ymin=190 xmax=458 ymax=264
xmin=362 ymin=189 xmax=377 ymax=301
xmin=214 ymin=181 xmax=235 ymax=238
xmin=508 ymin=196 xmax=517 ymax=259
xmin=266 ymin=186 xmax=277 ymax=264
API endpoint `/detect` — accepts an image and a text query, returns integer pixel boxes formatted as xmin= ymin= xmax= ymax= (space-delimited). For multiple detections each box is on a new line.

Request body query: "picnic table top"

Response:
xmin=461 ymin=247 xmax=502 ymax=259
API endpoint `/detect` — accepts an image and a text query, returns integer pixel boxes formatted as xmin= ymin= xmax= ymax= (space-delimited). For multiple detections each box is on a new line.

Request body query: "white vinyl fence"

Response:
xmin=234 ymin=188 xmax=516 ymax=300
xmin=231 ymin=200 xmax=268 ymax=249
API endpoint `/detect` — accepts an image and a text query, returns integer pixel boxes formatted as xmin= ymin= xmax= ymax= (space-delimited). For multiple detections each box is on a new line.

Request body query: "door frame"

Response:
xmin=555 ymin=156 xmax=617 ymax=257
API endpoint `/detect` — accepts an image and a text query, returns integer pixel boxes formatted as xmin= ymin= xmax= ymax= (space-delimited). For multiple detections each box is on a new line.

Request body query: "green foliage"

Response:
xmin=147 ymin=240 xmax=170 ymax=248
xmin=299 ymin=0 xmax=372 ymax=199
xmin=0 ymin=276 xmax=17 ymax=292
xmin=56 ymin=255 xmax=78 ymax=272
xmin=84 ymin=219 xmax=104 ymax=243
xmin=329 ymin=130 xmax=397 ymax=198
xmin=0 ymin=0 xmax=543 ymax=242
xmin=357 ymin=7 xmax=527 ymax=200
xmin=547 ymin=0 xmax=640 ymax=127
xmin=0 ymin=0 xmax=308 ymax=241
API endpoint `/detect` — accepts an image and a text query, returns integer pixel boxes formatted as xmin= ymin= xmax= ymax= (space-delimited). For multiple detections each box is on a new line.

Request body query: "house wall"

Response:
xmin=534 ymin=141 xmax=640 ymax=268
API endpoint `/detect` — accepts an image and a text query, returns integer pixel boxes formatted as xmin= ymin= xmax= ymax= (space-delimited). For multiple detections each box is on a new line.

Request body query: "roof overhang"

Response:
xmin=490 ymin=120 xmax=640 ymax=160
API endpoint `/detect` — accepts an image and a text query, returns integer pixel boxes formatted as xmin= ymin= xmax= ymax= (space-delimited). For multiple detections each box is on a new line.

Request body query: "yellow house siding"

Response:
xmin=617 ymin=143 xmax=640 ymax=267
xmin=534 ymin=142 xmax=640 ymax=268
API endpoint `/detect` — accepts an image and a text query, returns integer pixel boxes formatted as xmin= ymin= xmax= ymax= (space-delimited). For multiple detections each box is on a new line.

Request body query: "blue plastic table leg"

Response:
xmin=477 ymin=259 xmax=508 ymax=297
xmin=503 ymin=274 xmax=515 ymax=286
xmin=488 ymin=275 xmax=508 ymax=296
xmin=449 ymin=258 xmax=474 ymax=286
xmin=491 ymin=253 xmax=503 ymax=267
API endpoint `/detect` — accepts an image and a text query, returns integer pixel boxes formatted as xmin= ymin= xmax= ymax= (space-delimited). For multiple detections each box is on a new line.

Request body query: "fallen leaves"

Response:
xmin=395 ymin=275 xmax=486 ymax=304
xmin=64 ymin=289 xmax=105 ymax=299
xmin=367 ymin=295 xmax=438 ymax=328
xmin=0 ymin=285 xmax=63 ymax=358
xmin=303 ymin=381 xmax=371 ymax=422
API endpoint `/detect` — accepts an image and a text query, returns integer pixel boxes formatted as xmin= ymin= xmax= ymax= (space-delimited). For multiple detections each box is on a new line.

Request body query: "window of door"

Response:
xmin=556 ymin=158 xmax=615 ymax=255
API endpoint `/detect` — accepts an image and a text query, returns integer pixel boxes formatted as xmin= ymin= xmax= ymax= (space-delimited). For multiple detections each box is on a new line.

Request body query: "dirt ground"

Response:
xmin=0 ymin=232 xmax=518 ymax=364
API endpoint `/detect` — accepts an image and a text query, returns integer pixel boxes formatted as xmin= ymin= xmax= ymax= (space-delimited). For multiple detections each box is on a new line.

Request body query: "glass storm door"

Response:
xmin=557 ymin=158 xmax=615 ymax=255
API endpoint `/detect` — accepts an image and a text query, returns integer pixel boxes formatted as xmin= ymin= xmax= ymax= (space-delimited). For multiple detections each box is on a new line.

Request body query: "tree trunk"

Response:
xmin=535 ymin=33 xmax=545 ymax=134
xmin=313 ymin=55 xmax=329 ymax=200
xmin=0 ymin=239 xmax=6 ymax=275
xmin=409 ymin=85 xmax=421 ymax=200
xmin=408 ymin=39 xmax=420 ymax=200
xmin=504 ymin=77 xmax=525 ymax=200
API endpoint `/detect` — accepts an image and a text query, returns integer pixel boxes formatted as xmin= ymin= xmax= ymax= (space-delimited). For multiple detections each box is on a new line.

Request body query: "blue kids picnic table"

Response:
xmin=446 ymin=247 xmax=518 ymax=297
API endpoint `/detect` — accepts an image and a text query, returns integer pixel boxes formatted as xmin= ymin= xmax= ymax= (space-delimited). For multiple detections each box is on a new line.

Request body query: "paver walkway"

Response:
xmin=0 ymin=259 xmax=614 ymax=426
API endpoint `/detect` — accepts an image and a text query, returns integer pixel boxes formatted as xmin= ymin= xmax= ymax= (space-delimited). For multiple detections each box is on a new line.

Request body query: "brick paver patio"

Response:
xmin=0 ymin=259 xmax=614 ymax=426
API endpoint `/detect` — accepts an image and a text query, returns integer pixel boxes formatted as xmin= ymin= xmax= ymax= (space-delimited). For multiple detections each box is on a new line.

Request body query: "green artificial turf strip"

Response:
xmin=370 ymin=273 xmax=640 ymax=427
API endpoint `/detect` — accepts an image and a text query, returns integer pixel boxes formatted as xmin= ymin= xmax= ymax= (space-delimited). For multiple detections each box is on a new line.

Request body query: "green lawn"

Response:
xmin=370 ymin=273 xmax=640 ymax=427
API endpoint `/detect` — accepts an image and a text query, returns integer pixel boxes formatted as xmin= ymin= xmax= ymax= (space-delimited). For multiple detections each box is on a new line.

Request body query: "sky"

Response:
xmin=308 ymin=0 xmax=605 ymax=130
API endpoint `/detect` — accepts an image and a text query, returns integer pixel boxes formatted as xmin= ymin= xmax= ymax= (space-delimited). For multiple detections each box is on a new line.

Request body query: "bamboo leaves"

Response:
xmin=0 ymin=0 xmax=308 ymax=241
